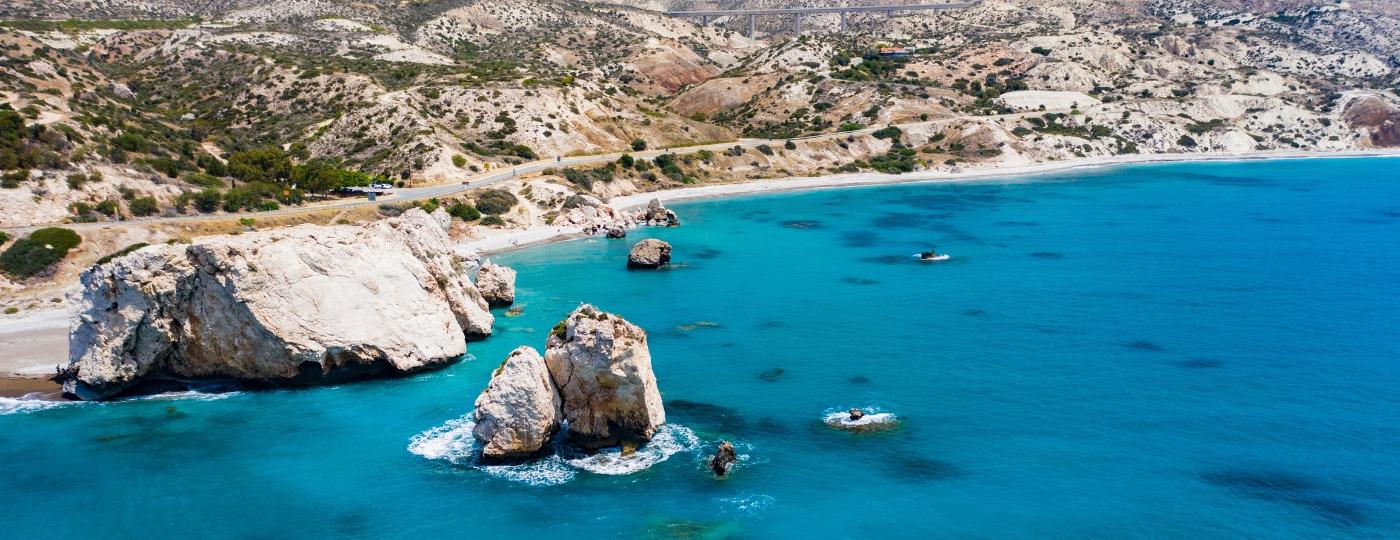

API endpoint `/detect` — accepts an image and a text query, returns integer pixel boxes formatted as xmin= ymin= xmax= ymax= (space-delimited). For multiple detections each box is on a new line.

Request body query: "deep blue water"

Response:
xmin=3 ymin=157 xmax=1400 ymax=538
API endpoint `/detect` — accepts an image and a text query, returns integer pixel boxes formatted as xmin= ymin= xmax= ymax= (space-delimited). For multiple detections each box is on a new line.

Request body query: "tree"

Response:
xmin=227 ymin=146 xmax=292 ymax=184
xmin=631 ymin=138 xmax=647 ymax=151
xmin=193 ymin=189 xmax=222 ymax=213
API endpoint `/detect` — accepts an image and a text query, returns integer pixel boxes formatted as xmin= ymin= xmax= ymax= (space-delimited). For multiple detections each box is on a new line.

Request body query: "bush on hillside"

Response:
xmin=0 ymin=227 xmax=82 ymax=279
xmin=475 ymin=189 xmax=518 ymax=215
xmin=95 ymin=243 xmax=149 ymax=265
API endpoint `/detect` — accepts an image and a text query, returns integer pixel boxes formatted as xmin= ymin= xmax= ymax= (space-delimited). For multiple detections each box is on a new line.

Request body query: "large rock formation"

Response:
xmin=638 ymin=198 xmax=680 ymax=227
xmin=63 ymin=209 xmax=493 ymax=400
xmin=627 ymin=239 xmax=671 ymax=269
xmin=473 ymin=346 xmax=562 ymax=460
xmin=544 ymin=304 xmax=665 ymax=449
xmin=1343 ymin=94 xmax=1400 ymax=147
xmin=476 ymin=262 xmax=516 ymax=307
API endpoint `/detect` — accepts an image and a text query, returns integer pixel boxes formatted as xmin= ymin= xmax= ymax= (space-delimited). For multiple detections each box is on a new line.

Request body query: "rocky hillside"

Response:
xmin=0 ymin=0 xmax=1396 ymax=232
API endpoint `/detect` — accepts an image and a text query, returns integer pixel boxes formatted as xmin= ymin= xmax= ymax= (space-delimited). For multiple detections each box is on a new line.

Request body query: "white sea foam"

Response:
xmin=716 ymin=494 xmax=775 ymax=515
xmin=562 ymin=424 xmax=699 ymax=475
xmin=408 ymin=416 xmax=699 ymax=485
xmin=124 ymin=389 xmax=242 ymax=402
xmin=823 ymin=407 xmax=898 ymax=430
xmin=0 ymin=395 xmax=74 ymax=415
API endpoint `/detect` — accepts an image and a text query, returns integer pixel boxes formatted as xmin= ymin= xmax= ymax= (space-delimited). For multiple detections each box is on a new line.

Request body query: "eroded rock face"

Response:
xmin=627 ymin=239 xmax=671 ymax=269
xmin=1344 ymin=94 xmax=1400 ymax=147
xmin=476 ymin=262 xmax=516 ymax=307
xmin=710 ymin=441 xmax=737 ymax=478
xmin=473 ymin=346 xmax=562 ymax=459
xmin=544 ymin=304 xmax=665 ymax=449
xmin=64 ymin=209 xmax=491 ymax=400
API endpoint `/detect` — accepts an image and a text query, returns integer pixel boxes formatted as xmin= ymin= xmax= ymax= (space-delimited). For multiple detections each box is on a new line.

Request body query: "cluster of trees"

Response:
xmin=165 ymin=146 xmax=385 ymax=215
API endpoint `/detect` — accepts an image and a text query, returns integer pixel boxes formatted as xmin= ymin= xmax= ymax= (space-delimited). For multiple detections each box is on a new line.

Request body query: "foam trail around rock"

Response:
xmin=409 ymin=416 xmax=698 ymax=486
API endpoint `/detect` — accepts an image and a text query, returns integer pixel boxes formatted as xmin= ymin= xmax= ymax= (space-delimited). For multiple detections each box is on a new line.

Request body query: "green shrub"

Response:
xmin=183 ymin=172 xmax=225 ymax=189
xmin=0 ymin=231 xmax=9 ymax=245
xmin=631 ymin=138 xmax=647 ymax=151
xmin=95 ymin=242 xmax=148 ymax=265
xmin=784 ymin=140 xmax=797 ymax=150
xmin=1177 ymin=135 xmax=1198 ymax=148
xmin=757 ymin=144 xmax=774 ymax=156
xmin=872 ymin=125 xmax=903 ymax=140
xmin=452 ymin=154 xmax=467 ymax=168
xmin=475 ymin=189 xmax=518 ymax=215
xmin=192 ymin=189 xmax=222 ymax=213
xmin=480 ymin=215 xmax=506 ymax=226
xmin=447 ymin=201 xmax=480 ymax=221
xmin=95 ymin=199 xmax=119 ymax=216
xmin=0 ymin=227 xmax=82 ymax=278
xmin=129 ymin=196 xmax=159 ymax=217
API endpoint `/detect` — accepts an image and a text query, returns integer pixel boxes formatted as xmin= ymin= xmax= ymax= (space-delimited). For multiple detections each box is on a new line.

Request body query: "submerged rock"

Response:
xmin=476 ymin=262 xmax=517 ymax=307
xmin=709 ymin=441 xmax=737 ymax=478
xmin=473 ymin=346 xmax=563 ymax=460
xmin=627 ymin=239 xmax=672 ymax=269
xmin=63 ymin=209 xmax=493 ymax=400
xmin=824 ymin=409 xmax=899 ymax=433
xmin=544 ymin=304 xmax=665 ymax=449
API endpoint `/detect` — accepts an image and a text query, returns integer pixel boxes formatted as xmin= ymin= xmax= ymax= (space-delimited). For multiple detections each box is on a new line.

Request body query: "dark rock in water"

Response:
xmin=757 ymin=367 xmax=785 ymax=382
xmin=885 ymin=455 xmax=961 ymax=482
xmin=709 ymin=441 xmax=738 ymax=478
xmin=859 ymin=254 xmax=913 ymax=266
xmin=627 ymin=239 xmax=672 ymax=269
xmin=848 ymin=408 xmax=865 ymax=421
xmin=1175 ymin=358 xmax=1223 ymax=369
xmin=1201 ymin=469 xmax=1368 ymax=526
xmin=1030 ymin=251 xmax=1063 ymax=259
xmin=840 ymin=230 xmax=882 ymax=247
xmin=758 ymin=320 xmax=786 ymax=329
xmin=841 ymin=276 xmax=880 ymax=286
xmin=755 ymin=417 xmax=789 ymax=435
xmin=673 ymin=320 xmax=722 ymax=333
xmin=667 ymin=399 xmax=745 ymax=434
xmin=848 ymin=375 xmax=870 ymax=385
xmin=963 ymin=309 xmax=987 ymax=317
xmin=781 ymin=219 xmax=823 ymax=230
xmin=504 ymin=306 xmax=525 ymax=318
xmin=605 ymin=226 xmax=627 ymax=239
xmin=996 ymin=220 xmax=1039 ymax=227
xmin=1124 ymin=340 xmax=1164 ymax=352
xmin=694 ymin=248 xmax=723 ymax=260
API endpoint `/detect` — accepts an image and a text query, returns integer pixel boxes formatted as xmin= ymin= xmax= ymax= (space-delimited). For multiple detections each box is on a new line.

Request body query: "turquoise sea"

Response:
xmin=3 ymin=157 xmax=1400 ymax=538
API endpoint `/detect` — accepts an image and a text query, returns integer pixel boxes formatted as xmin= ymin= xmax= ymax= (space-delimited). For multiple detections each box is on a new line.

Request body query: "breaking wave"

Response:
xmin=0 ymin=395 xmax=73 ymax=415
xmin=408 ymin=416 xmax=699 ymax=486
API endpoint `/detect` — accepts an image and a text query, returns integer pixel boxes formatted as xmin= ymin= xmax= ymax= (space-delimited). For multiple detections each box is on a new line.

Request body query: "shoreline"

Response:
xmin=470 ymin=149 xmax=1400 ymax=255
xmin=4 ymin=150 xmax=1398 ymax=387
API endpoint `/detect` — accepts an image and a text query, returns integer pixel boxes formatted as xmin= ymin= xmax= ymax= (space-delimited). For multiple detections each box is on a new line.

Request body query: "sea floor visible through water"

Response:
xmin=2 ymin=157 xmax=1399 ymax=539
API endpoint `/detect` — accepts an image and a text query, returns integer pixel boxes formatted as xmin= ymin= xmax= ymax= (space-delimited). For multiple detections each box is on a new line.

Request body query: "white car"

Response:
xmin=370 ymin=183 xmax=393 ymax=190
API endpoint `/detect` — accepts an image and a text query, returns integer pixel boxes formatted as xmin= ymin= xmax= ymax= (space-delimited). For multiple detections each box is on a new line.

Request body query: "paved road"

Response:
xmin=0 ymin=108 xmax=1065 ymax=234
xmin=667 ymin=2 xmax=977 ymax=17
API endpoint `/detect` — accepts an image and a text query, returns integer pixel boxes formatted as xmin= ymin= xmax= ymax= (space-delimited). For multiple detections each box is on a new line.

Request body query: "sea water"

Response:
xmin=2 ymin=157 xmax=1399 ymax=539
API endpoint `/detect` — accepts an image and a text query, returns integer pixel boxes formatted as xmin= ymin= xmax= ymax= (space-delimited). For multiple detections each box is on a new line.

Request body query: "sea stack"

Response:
xmin=476 ymin=262 xmax=517 ymax=307
xmin=544 ymin=304 xmax=665 ymax=449
xmin=473 ymin=346 xmax=563 ymax=460
xmin=627 ymin=239 xmax=671 ymax=269
xmin=62 ymin=208 xmax=493 ymax=400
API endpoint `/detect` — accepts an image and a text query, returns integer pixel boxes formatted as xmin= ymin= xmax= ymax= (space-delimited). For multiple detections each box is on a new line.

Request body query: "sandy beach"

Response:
xmin=4 ymin=149 xmax=1398 ymax=383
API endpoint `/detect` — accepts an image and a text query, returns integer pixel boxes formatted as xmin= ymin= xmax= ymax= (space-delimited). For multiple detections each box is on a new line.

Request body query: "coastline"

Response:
xmin=3 ymin=149 xmax=1398 ymax=386
xmin=470 ymin=149 xmax=1400 ymax=255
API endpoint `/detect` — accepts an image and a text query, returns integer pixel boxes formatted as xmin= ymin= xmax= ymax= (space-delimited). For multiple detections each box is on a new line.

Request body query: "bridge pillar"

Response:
xmin=747 ymin=14 xmax=755 ymax=37
xmin=794 ymin=13 xmax=802 ymax=35
xmin=701 ymin=15 xmax=709 ymax=26
xmin=839 ymin=11 xmax=848 ymax=32
xmin=887 ymin=9 xmax=895 ymax=17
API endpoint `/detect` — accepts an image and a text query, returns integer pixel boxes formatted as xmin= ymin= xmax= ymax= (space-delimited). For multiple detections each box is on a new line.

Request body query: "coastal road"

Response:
xmin=0 ymin=109 xmax=1066 ymax=235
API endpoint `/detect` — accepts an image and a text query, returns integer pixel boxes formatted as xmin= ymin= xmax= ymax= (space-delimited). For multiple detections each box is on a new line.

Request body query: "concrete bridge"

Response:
xmin=665 ymin=2 xmax=978 ymax=36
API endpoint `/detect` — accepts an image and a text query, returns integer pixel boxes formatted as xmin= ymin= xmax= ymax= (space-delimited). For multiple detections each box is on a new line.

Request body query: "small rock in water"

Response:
xmin=849 ymin=408 xmax=865 ymax=421
xmin=709 ymin=441 xmax=738 ymax=478
xmin=627 ymin=239 xmax=672 ymax=269
xmin=848 ymin=375 xmax=870 ymax=385
xmin=504 ymin=306 xmax=525 ymax=317
xmin=605 ymin=226 xmax=627 ymax=239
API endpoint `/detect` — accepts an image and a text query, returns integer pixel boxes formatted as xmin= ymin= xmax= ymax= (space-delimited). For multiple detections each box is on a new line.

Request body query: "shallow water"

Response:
xmin=4 ymin=158 xmax=1400 ymax=538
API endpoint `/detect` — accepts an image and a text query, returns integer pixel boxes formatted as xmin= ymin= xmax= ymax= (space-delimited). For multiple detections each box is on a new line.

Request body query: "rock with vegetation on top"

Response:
xmin=62 ymin=209 xmax=491 ymax=400
xmin=476 ymin=262 xmax=516 ymax=307
xmin=627 ymin=239 xmax=671 ymax=269
xmin=473 ymin=346 xmax=563 ymax=460
xmin=544 ymin=304 xmax=665 ymax=449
